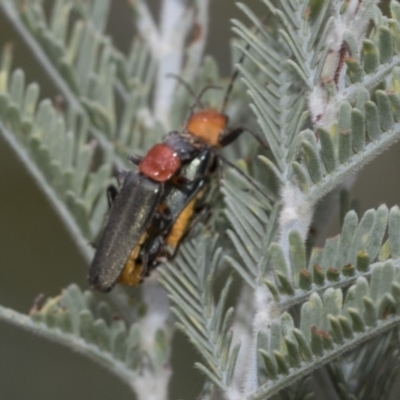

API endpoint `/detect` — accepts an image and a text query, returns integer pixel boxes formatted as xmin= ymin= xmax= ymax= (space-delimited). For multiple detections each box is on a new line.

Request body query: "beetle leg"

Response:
xmin=171 ymin=175 xmax=209 ymax=195
xmin=115 ymin=168 xmax=128 ymax=185
xmin=218 ymin=154 xmax=271 ymax=201
xmin=127 ymin=155 xmax=142 ymax=165
xmin=218 ymin=126 xmax=269 ymax=149
xmin=218 ymin=127 xmax=244 ymax=147
xmin=155 ymin=206 xmax=173 ymax=234
xmin=217 ymin=154 xmax=224 ymax=183
xmin=141 ymin=251 xmax=150 ymax=278
xmin=139 ymin=209 xmax=171 ymax=278
xmin=107 ymin=185 xmax=118 ymax=208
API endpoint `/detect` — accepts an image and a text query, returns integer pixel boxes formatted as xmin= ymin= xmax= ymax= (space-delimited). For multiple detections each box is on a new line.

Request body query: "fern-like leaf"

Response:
xmin=249 ymin=261 xmax=400 ymax=399
xmin=233 ymin=4 xmax=308 ymax=178
xmin=0 ymin=45 xmax=113 ymax=257
xmin=159 ymin=235 xmax=241 ymax=391
xmin=265 ymin=205 xmax=400 ymax=308
xmin=0 ymin=284 xmax=145 ymax=388
xmin=1 ymin=0 xmax=158 ymax=163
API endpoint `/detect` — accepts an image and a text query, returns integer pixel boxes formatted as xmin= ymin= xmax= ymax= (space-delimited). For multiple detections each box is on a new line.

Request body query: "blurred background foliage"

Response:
xmin=1 ymin=0 xmax=400 ymax=399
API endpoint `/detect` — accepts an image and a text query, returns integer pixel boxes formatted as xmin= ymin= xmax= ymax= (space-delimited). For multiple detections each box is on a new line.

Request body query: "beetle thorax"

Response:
xmin=139 ymin=143 xmax=181 ymax=182
xmin=186 ymin=108 xmax=228 ymax=147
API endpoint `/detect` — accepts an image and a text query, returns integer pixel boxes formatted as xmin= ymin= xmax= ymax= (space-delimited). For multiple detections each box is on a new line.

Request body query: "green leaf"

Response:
xmin=160 ymin=236 xmax=240 ymax=389
xmin=0 ymin=285 xmax=143 ymax=387
xmin=250 ymin=268 xmax=400 ymax=399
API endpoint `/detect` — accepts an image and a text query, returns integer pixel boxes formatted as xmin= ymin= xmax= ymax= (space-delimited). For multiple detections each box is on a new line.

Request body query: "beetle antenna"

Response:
xmin=218 ymin=154 xmax=272 ymax=201
xmin=196 ymin=85 xmax=223 ymax=104
xmin=220 ymin=43 xmax=251 ymax=115
xmin=166 ymin=74 xmax=205 ymax=109
xmin=220 ymin=15 xmax=268 ymax=116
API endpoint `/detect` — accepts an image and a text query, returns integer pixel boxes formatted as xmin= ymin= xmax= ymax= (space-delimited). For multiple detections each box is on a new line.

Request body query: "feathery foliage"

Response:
xmin=0 ymin=285 xmax=143 ymax=383
xmin=0 ymin=43 xmax=110 ymax=258
xmin=159 ymin=236 xmax=241 ymax=391
xmin=2 ymin=0 xmax=400 ymax=399
xmin=252 ymin=260 xmax=400 ymax=399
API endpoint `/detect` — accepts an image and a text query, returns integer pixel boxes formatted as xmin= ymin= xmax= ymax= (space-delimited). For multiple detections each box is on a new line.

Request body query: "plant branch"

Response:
xmin=279 ymin=258 xmax=400 ymax=310
xmin=0 ymin=120 xmax=93 ymax=262
xmin=247 ymin=315 xmax=400 ymax=400
xmin=131 ymin=0 xmax=161 ymax=60
xmin=0 ymin=0 xmax=124 ymax=165
xmin=132 ymin=279 xmax=173 ymax=400
xmin=307 ymin=126 xmax=400 ymax=204
xmin=0 ymin=1 xmax=81 ymax=112
xmin=153 ymin=0 xmax=194 ymax=129
xmin=0 ymin=304 xmax=138 ymax=393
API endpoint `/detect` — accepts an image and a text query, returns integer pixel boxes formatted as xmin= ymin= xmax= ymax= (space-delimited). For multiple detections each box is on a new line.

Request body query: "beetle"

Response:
xmin=114 ymin=104 xmax=263 ymax=282
xmin=88 ymin=171 xmax=164 ymax=292
xmin=88 ymin=105 xmax=264 ymax=292
xmin=127 ymin=148 xmax=216 ymax=281
xmin=88 ymin=48 xmax=267 ymax=292
xmin=88 ymin=143 xmax=215 ymax=292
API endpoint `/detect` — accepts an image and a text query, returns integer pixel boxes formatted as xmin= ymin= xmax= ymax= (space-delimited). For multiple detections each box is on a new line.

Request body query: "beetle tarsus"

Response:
xmin=116 ymin=168 xmax=128 ymax=185
xmin=107 ymin=185 xmax=118 ymax=208
xmin=128 ymin=155 xmax=142 ymax=165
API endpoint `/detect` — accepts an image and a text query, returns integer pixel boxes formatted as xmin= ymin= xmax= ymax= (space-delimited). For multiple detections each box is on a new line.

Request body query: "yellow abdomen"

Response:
xmin=118 ymin=233 xmax=147 ymax=286
xmin=167 ymin=192 xmax=204 ymax=249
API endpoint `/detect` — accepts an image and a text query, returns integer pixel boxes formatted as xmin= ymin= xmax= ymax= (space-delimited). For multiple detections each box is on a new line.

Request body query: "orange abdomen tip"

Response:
xmin=118 ymin=259 xmax=143 ymax=286
xmin=186 ymin=109 xmax=228 ymax=147
xmin=139 ymin=143 xmax=181 ymax=182
xmin=118 ymin=235 xmax=146 ymax=287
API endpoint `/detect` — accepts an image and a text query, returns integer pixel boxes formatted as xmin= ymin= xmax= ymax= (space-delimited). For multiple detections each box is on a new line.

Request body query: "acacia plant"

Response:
xmin=1 ymin=0 xmax=400 ymax=399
